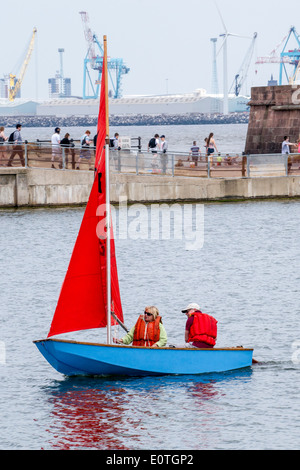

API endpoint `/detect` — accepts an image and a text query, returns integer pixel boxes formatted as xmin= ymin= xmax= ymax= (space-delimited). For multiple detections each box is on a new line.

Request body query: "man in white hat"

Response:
xmin=182 ymin=303 xmax=218 ymax=349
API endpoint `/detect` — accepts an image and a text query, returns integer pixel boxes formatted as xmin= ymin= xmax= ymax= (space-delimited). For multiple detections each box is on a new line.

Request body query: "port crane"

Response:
xmin=289 ymin=60 xmax=300 ymax=85
xmin=256 ymin=27 xmax=300 ymax=85
xmin=9 ymin=27 xmax=37 ymax=102
xmin=229 ymin=32 xmax=257 ymax=96
xmin=79 ymin=11 xmax=130 ymax=99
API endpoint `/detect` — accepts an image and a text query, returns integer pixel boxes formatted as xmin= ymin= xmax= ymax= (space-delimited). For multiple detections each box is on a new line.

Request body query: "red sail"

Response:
xmin=48 ymin=56 xmax=123 ymax=338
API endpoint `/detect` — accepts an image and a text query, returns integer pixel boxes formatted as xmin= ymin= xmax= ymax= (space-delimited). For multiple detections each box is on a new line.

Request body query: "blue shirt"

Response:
xmin=282 ymin=140 xmax=290 ymax=154
xmin=13 ymin=130 xmax=23 ymax=144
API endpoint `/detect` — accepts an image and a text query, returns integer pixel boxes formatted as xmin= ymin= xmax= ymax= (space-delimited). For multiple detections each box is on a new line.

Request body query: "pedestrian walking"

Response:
xmin=206 ymin=133 xmax=218 ymax=155
xmin=0 ymin=126 xmax=8 ymax=165
xmin=7 ymin=124 xmax=25 ymax=167
xmin=206 ymin=132 xmax=219 ymax=167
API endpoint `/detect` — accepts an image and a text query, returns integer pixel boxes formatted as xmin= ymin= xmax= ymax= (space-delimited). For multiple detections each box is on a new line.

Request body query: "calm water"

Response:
xmin=1 ymin=198 xmax=300 ymax=450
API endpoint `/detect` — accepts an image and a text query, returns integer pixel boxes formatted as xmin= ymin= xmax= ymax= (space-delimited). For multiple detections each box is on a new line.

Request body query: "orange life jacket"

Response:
xmin=188 ymin=311 xmax=218 ymax=347
xmin=133 ymin=315 xmax=162 ymax=347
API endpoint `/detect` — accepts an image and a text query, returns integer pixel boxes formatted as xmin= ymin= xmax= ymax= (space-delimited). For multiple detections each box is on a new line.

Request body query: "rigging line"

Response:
xmin=111 ymin=312 xmax=129 ymax=333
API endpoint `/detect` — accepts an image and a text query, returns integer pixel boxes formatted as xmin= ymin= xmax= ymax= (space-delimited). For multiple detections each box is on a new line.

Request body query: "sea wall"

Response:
xmin=0 ymin=168 xmax=93 ymax=207
xmin=1 ymin=168 xmax=300 ymax=208
xmin=0 ymin=112 xmax=249 ymax=129
xmin=245 ymin=85 xmax=300 ymax=154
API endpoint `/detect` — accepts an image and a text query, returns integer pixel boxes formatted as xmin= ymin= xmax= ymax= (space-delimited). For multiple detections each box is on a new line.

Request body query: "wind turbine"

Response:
xmin=215 ymin=2 xmax=253 ymax=115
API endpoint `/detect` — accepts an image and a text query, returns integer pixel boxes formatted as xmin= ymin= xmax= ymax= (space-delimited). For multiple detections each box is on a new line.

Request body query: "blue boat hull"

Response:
xmin=34 ymin=339 xmax=254 ymax=377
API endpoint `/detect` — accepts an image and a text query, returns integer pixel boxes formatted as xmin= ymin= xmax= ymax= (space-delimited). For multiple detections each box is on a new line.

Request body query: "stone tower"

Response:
xmin=244 ymin=85 xmax=300 ymax=154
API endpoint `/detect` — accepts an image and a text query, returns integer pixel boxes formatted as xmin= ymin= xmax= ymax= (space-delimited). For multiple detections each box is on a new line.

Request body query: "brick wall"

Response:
xmin=244 ymin=85 xmax=300 ymax=154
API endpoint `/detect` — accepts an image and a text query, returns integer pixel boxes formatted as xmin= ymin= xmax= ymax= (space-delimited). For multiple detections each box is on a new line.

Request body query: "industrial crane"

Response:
xmin=79 ymin=11 xmax=130 ymax=99
xmin=229 ymin=32 xmax=257 ymax=96
xmin=289 ymin=60 xmax=300 ymax=85
xmin=256 ymin=27 xmax=300 ymax=85
xmin=9 ymin=27 xmax=37 ymax=102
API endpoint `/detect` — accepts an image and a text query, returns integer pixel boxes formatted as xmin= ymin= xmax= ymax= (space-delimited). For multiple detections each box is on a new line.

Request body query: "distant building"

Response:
xmin=0 ymin=89 xmax=250 ymax=116
xmin=36 ymin=89 xmax=250 ymax=116
xmin=268 ymin=75 xmax=278 ymax=86
xmin=48 ymin=72 xmax=72 ymax=99
xmin=64 ymin=78 xmax=71 ymax=97
xmin=0 ymin=78 xmax=7 ymax=99
xmin=0 ymin=75 xmax=21 ymax=99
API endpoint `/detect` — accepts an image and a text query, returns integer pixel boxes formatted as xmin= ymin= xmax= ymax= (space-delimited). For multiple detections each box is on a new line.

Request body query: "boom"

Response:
xmin=9 ymin=28 xmax=37 ymax=102
xmin=230 ymin=32 xmax=257 ymax=96
xmin=255 ymin=27 xmax=300 ymax=85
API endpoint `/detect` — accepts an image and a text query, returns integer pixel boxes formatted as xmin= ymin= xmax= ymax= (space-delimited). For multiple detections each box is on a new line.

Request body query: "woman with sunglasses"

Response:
xmin=113 ymin=306 xmax=167 ymax=348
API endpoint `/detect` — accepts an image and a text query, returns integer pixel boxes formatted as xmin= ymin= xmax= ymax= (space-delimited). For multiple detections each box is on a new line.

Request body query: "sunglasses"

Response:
xmin=144 ymin=311 xmax=153 ymax=317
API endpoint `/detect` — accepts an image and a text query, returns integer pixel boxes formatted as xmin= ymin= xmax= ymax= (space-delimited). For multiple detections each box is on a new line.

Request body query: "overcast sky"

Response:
xmin=1 ymin=0 xmax=300 ymax=100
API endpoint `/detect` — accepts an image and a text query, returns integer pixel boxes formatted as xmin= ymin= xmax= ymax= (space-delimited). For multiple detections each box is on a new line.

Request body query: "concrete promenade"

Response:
xmin=1 ymin=167 xmax=300 ymax=208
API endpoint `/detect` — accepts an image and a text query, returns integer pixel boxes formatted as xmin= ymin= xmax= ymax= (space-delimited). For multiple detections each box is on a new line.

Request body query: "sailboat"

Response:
xmin=34 ymin=37 xmax=254 ymax=377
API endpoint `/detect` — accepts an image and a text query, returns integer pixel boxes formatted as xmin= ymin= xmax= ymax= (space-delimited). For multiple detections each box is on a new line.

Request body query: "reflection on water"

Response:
xmin=46 ymin=384 xmax=129 ymax=449
xmin=43 ymin=369 xmax=253 ymax=450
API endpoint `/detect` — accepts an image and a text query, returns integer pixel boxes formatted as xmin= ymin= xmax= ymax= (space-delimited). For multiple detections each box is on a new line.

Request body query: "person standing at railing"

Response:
xmin=77 ymin=130 xmax=92 ymax=170
xmin=281 ymin=136 xmax=295 ymax=154
xmin=189 ymin=141 xmax=200 ymax=167
xmin=160 ymin=135 xmax=168 ymax=174
xmin=60 ymin=133 xmax=73 ymax=149
xmin=111 ymin=132 xmax=122 ymax=172
xmin=112 ymin=132 xmax=121 ymax=151
xmin=51 ymin=127 xmax=61 ymax=169
xmin=60 ymin=133 xmax=75 ymax=169
xmin=7 ymin=124 xmax=25 ymax=167
xmin=148 ymin=134 xmax=160 ymax=153
xmin=282 ymin=136 xmax=296 ymax=173
xmin=148 ymin=134 xmax=160 ymax=172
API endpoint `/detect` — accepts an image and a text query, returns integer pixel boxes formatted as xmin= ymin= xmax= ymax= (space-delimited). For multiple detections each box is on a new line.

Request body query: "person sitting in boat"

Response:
xmin=113 ymin=306 xmax=167 ymax=348
xmin=182 ymin=303 xmax=217 ymax=349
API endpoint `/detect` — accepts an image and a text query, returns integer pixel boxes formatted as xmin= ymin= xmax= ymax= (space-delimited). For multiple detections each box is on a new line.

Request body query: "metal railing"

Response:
xmin=1 ymin=141 xmax=300 ymax=178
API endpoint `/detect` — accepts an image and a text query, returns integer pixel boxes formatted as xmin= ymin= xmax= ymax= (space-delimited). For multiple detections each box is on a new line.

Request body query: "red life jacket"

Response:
xmin=188 ymin=311 xmax=218 ymax=347
xmin=133 ymin=315 xmax=162 ymax=347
